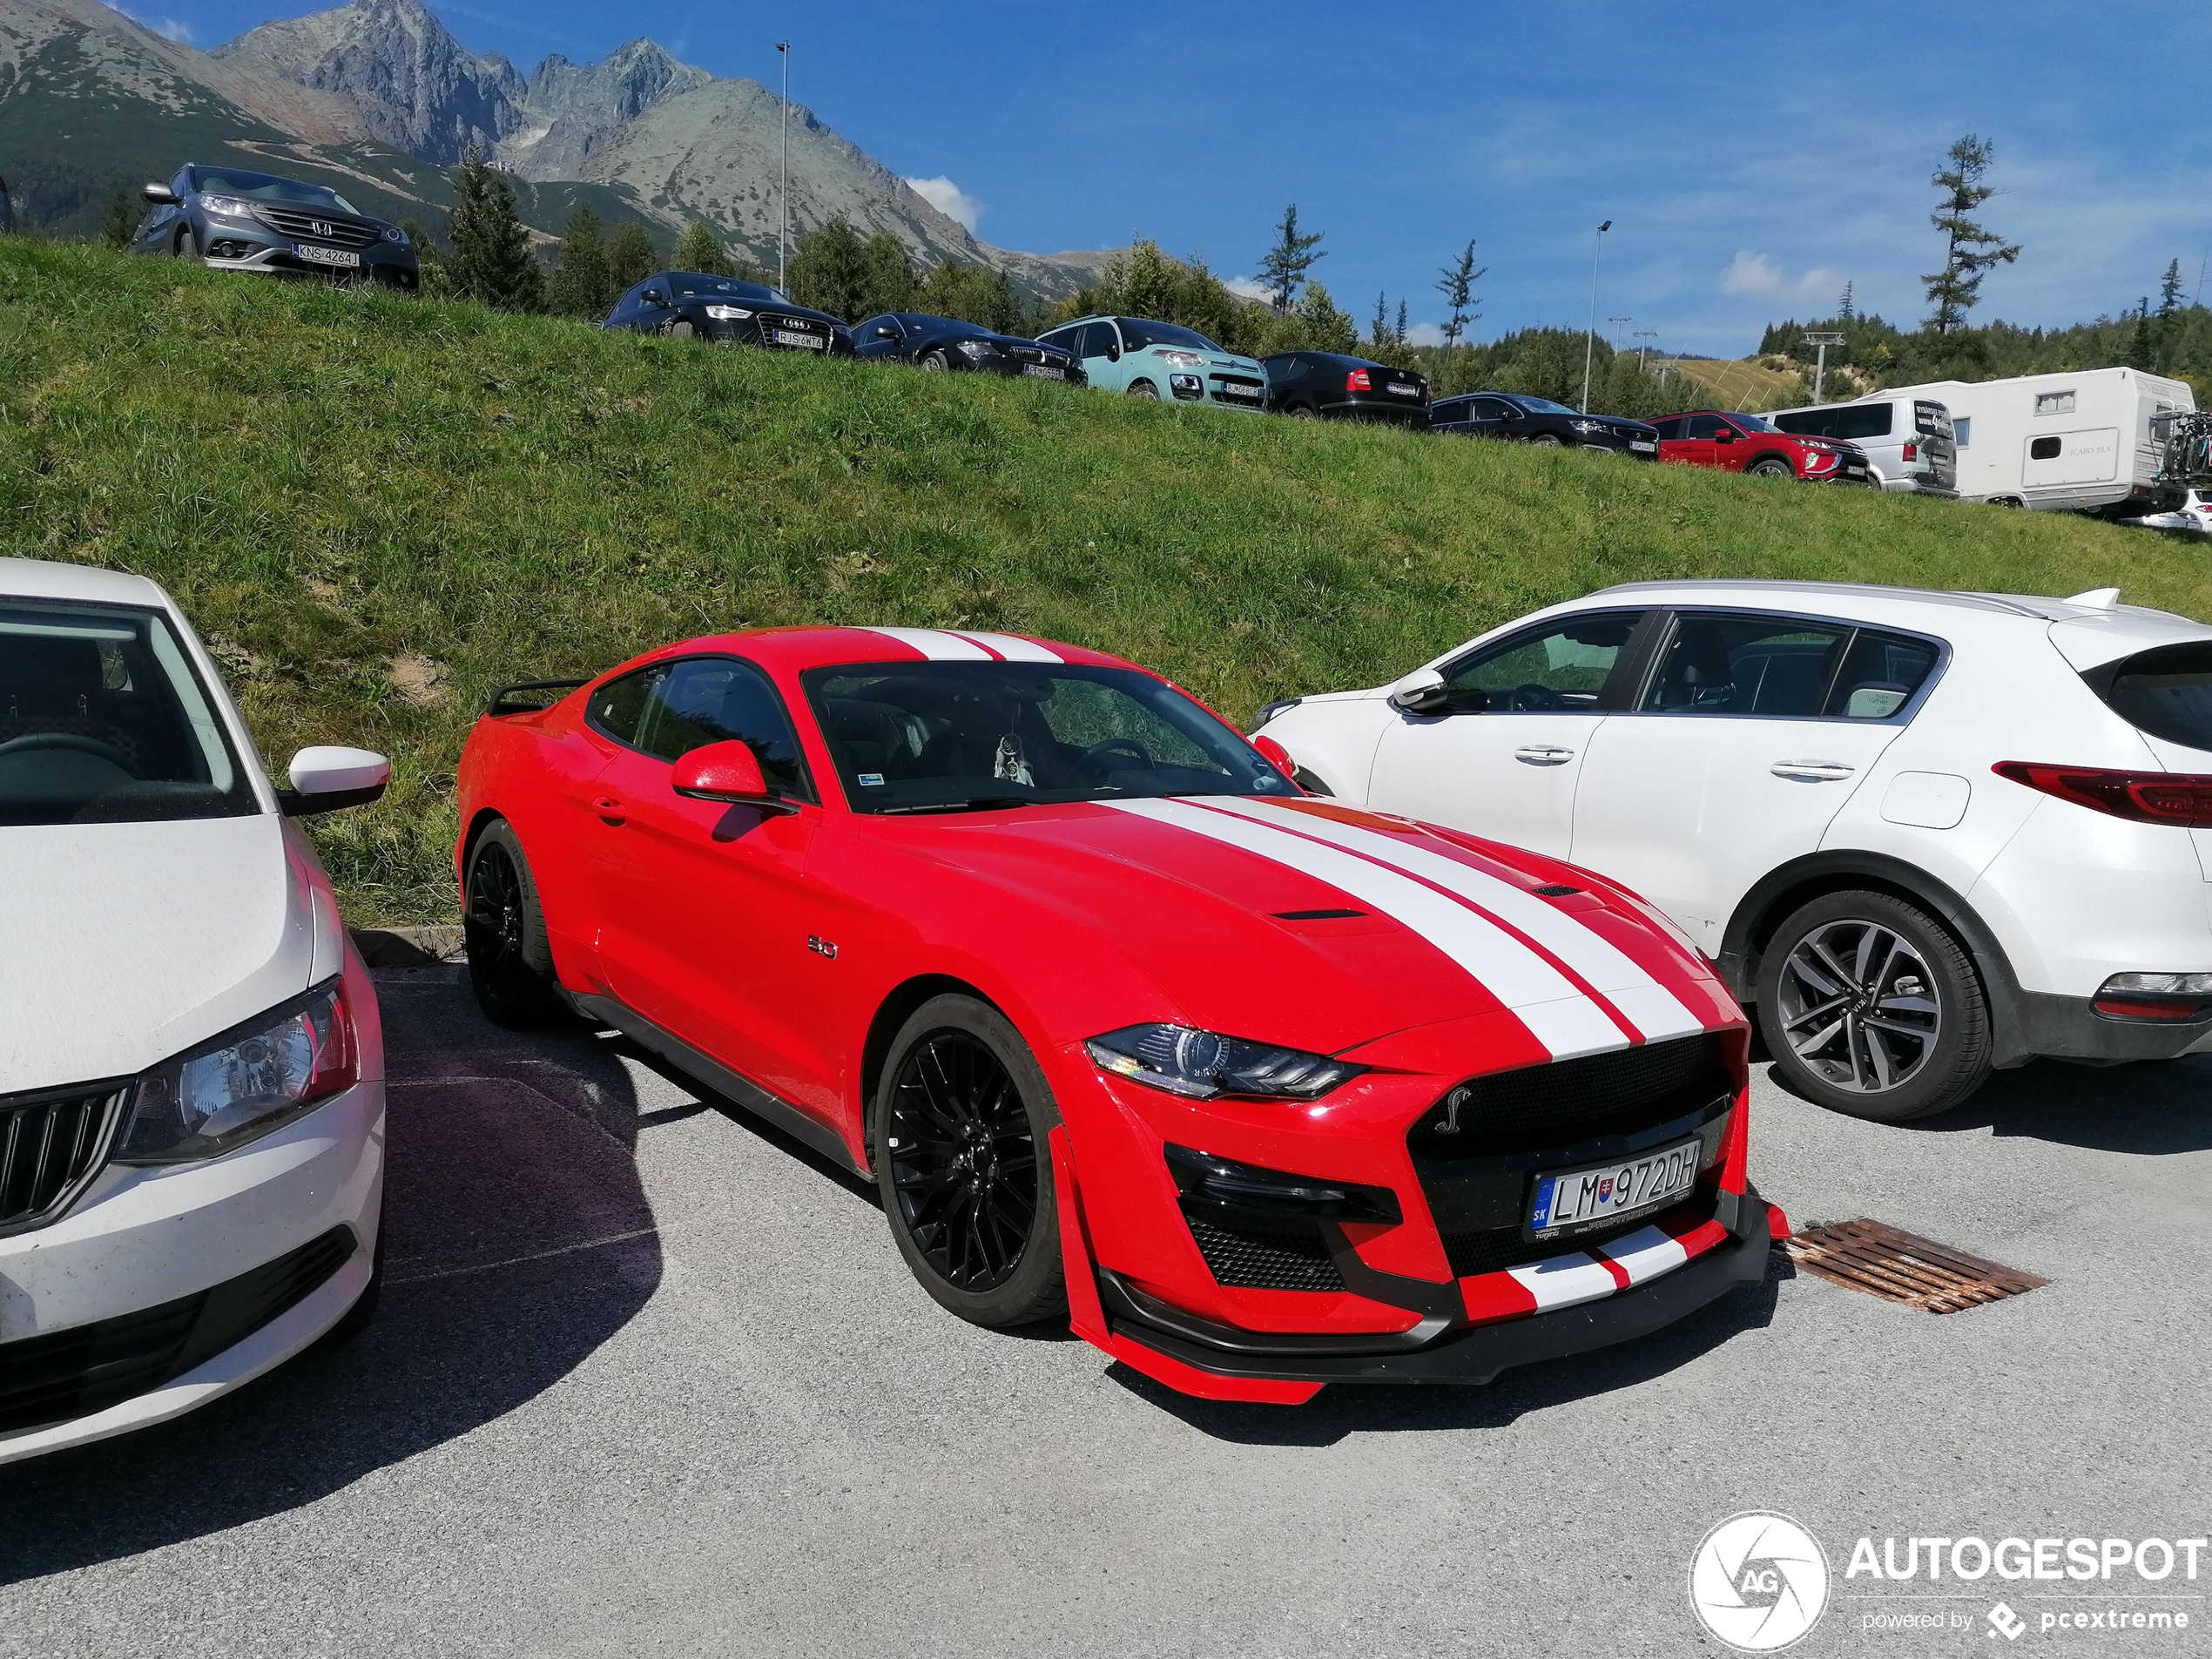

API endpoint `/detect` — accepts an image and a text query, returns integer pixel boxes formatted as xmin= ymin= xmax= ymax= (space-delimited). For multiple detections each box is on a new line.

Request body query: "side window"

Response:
xmin=1823 ymin=630 xmax=1941 ymax=719
xmin=1431 ymin=398 xmax=1467 ymax=421
xmin=1644 ymin=615 xmax=1851 ymax=718
xmin=1440 ymin=611 xmax=1646 ymax=713
xmin=1649 ymin=416 xmax=1686 ymax=441
xmin=1683 ymin=414 xmax=1726 ymax=440
xmin=1953 ymin=416 xmax=1973 ymax=448
xmin=587 ymin=668 xmax=660 ymax=746
xmin=2034 ymin=390 xmax=2077 ymax=417
xmin=1082 ymin=320 xmax=1119 ymax=358
xmin=634 ymin=658 xmax=813 ymax=799
xmin=1035 ymin=327 xmax=1069 ymax=350
xmin=2029 ymin=436 xmax=2062 ymax=460
xmin=1472 ymin=397 xmax=1513 ymax=420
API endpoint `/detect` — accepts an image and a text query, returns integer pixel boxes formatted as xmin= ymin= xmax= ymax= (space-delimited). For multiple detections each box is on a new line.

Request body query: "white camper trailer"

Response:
xmin=1878 ymin=367 xmax=2193 ymax=516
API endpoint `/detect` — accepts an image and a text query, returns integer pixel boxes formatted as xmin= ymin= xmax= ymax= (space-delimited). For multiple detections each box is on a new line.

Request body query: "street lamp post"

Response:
xmin=775 ymin=41 xmax=791 ymax=293
xmin=1579 ymin=219 xmax=1611 ymax=413
xmin=1801 ymin=330 xmax=1844 ymax=403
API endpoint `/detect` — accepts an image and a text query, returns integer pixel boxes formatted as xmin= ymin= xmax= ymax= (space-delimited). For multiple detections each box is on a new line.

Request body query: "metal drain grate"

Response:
xmin=1784 ymin=1219 xmax=2047 ymax=1313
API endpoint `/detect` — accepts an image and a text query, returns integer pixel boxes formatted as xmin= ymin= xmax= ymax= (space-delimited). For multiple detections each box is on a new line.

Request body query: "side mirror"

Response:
xmin=671 ymin=740 xmax=792 ymax=809
xmin=1712 ymin=428 xmax=1737 ymax=443
xmin=143 ymin=184 xmax=179 ymax=206
xmin=873 ymin=324 xmax=898 ymax=338
xmin=1251 ymin=733 xmax=1298 ymax=783
xmin=643 ymin=288 xmax=668 ymax=307
xmin=1103 ymin=341 xmax=1121 ymax=362
xmin=280 ymin=745 xmax=389 ymax=816
xmin=1388 ymin=668 xmax=1453 ymax=715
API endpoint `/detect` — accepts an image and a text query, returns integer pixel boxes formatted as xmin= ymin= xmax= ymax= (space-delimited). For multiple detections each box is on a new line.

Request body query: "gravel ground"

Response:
xmin=3 ymin=966 xmax=2205 ymax=1657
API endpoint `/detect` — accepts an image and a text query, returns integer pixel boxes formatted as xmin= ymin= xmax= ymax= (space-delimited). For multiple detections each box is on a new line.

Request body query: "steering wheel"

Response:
xmin=1076 ymin=738 xmax=1152 ymax=781
xmin=0 ymin=732 xmax=135 ymax=770
xmin=1501 ymin=683 xmax=1566 ymax=711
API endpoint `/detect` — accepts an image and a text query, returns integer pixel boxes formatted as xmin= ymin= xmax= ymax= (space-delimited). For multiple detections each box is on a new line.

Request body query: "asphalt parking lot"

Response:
xmin=3 ymin=966 xmax=2206 ymax=1657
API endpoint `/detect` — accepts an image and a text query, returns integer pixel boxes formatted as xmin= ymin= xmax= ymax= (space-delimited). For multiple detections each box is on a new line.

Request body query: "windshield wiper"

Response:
xmin=876 ymin=795 xmax=1039 ymax=815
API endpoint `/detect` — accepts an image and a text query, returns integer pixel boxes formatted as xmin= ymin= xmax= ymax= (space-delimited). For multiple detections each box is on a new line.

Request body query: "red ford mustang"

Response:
xmin=455 ymin=625 xmax=1784 ymax=1405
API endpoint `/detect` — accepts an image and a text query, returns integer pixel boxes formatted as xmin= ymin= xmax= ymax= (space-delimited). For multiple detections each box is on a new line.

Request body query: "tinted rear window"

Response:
xmin=1773 ymin=404 xmax=1892 ymax=441
xmin=2101 ymin=643 xmax=2212 ymax=752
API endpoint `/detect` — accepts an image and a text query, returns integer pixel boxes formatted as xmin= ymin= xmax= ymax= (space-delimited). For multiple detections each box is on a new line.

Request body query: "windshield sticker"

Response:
xmin=858 ymin=772 xmax=886 ymax=787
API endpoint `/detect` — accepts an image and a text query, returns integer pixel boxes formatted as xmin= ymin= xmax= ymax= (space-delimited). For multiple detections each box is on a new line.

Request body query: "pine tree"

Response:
xmin=671 ymin=220 xmax=734 ymax=278
xmin=1395 ymin=297 xmax=1409 ymax=346
xmin=443 ymin=152 xmax=543 ymax=312
xmin=1922 ymin=135 xmax=2020 ymax=335
xmin=1838 ymin=280 xmax=1856 ymax=323
xmin=1257 ymin=205 xmax=1325 ymax=311
xmin=1434 ymin=239 xmax=1485 ymax=346
xmin=100 ymin=189 xmax=139 ymax=249
xmin=2156 ymin=259 xmax=2187 ymax=371
xmin=604 ymin=220 xmax=658 ymax=293
xmin=547 ymin=203 xmax=611 ymax=319
xmin=2128 ymin=297 xmax=2156 ymax=370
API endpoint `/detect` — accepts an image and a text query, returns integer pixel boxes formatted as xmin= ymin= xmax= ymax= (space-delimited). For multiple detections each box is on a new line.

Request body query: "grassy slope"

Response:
xmin=3 ymin=239 xmax=2201 ymax=922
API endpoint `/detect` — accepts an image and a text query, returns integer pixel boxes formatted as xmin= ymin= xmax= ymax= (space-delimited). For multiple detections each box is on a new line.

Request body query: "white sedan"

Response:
xmin=2127 ymin=488 xmax=2212 ymax=533
xmin=1258 ymin=578 xmax=2212 ymax=1122
xmin=0 ymin=556 xmax=389 ymax=1463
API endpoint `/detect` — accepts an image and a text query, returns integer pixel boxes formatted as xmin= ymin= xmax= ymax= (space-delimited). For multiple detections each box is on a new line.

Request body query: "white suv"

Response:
xmin=1256 ymin=579 xmax=2212 ymax=1122
xmin=1 ymin=556 xmax=389 ymax=1461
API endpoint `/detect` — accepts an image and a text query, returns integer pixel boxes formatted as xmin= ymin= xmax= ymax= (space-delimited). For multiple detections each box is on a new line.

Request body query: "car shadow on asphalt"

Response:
xmin=1109 ymin=1251 xmax=1793 ymax=1447
xmin=0 ymin=969 xmax=664 ymax=1586
xmin=1759 ymin=1054 xmax=2212 ymax=1156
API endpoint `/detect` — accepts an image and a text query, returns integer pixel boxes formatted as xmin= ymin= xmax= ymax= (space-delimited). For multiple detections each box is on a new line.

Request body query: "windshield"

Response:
xmin=0 ymin=600 xmax=258 ymax=827
xmin=802 ymin=662 xmax=1295 ymax=813
xmin=1507 ymin=395 xmax=1578 ymax=415
xmin=1728 ymin=413 xmax=1780 ymax=433
xmin=190 ymin=169 xmax=358 ymax=215
xmin=1117 ymin=318 xmax=1223 ymax=352
xmin=670 ymin=273 xmax=781 ymax=301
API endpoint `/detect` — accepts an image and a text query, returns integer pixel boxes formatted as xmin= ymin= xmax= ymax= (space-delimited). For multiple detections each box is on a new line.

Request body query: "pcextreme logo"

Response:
xmin=1689 ymin=1512 xmax=1832 ymax=1652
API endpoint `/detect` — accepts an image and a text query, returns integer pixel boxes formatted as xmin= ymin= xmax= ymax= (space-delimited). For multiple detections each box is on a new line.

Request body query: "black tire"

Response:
xmin=871 ymin=995 xmax=1066 ymax=1327
xmin=175 ymin=226 xmax=199 ymax=260
xmin=1747 ymin=455 xmax=1794 ymax=478
xmin=666 ymin=319 xmax=696 ymax=340
xmin=920 ymin=348 xmax=950 ymax=372
xmin=1288 ymin=404 xmax=1319 ymax=421
xmin=1528 ymin=431 xmax=1564 ymax=447
xmin=1125 ymin=379 xmax=1159 ymax=400
xmin=462 ymin=820 xmax=562 ymax=1028
xmin=1755 ymin=888 xmax=1991 ymax=1123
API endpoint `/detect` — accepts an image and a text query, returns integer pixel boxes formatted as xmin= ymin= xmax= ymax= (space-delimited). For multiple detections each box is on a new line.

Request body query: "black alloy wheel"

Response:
xmin=1748 ymin=455 xmax=1794 ymax=478
xmin=1755 ymin=888 xmax=1992 ymax=1123
xmin=1529 ymin=431 xmax=1564 ymax=447
xmin=1288 ymin=404 xmax=1319 ymax=421
xmin=1125 ymin=379 xmax=1159 ymax=400
xmin=462 ymin=822 xmax=561 ymax=1028
xmin=921 ymin=348 xmax=950 ymax=372
xmin=873 ymin=995 xmax=1065 ymax=1326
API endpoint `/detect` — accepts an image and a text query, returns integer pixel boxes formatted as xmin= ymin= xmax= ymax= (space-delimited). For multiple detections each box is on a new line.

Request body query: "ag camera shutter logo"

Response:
xmin=1689 ymin=1512 xmax=1831 ymax=1651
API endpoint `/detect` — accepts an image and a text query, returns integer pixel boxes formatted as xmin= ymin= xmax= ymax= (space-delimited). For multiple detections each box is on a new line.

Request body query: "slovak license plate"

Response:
xmin=772 ymin=328 xmax=826 ymax=349
xmin=1629 ymin=440 xmax=1658 ymax=452
xmin=1215 ymin=383 xmax=1260 ymax=400
xmin=1528 ymin=1137 xmax=1700 ymax=1236
xmin=1388 ymin=381 xmax=1420 ymax=396
xmin=293 ymin=244 xmax=360 ymax=267
xmin=1022 ymin=364 xmax=1066 ymax=380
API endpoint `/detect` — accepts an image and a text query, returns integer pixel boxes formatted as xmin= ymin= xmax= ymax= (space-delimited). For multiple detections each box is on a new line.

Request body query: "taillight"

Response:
xmin=1345 ymin=368 xmax=1372 ymax=392
xmin=1992 ymin=761 xmax=2212 ymax=827
xmin=1902 ymin=442 xmax=1918 ymax=462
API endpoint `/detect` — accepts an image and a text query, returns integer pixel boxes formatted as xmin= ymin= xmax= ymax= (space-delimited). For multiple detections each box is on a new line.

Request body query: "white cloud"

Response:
xmin=107 ymin=2 xmax=192 ymax=39
xmin=1720 ymin=251 xmax=1850 ymax=306
xmin=1406 ymin=322 xmax=1447 ymax=347
xmin=903 ymin=176 xmax=983 ymax=233
xmin=1224 ymin=274 xmax=1273 ymax=302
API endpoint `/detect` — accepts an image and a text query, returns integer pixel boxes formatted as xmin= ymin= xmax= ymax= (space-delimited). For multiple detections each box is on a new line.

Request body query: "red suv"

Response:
xmin=1650 ymin=409 xmax=1871 ymax=482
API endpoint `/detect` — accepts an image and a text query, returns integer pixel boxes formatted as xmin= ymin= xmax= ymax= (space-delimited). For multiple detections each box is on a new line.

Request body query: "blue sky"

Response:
xmin=151 ymin=0 xmax=2212 ymax=354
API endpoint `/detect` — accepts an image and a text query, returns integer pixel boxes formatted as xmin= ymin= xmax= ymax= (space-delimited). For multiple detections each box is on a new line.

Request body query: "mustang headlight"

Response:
xmin=1085 ymin=1023 xmax=1365 ymax=1101
xmin=1157 ymin=349 xmax=1204 ymax=367
xmin=116 ymin=981 xmax=360 ymax=1163
xmin=199 ymin=194 xmax=258 ymax=222
xmin=703 ymin=304 xmax=754 ymax=321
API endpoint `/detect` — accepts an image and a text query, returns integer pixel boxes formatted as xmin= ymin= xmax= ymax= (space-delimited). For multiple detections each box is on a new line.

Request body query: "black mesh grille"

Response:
xmin=0 ymin=1083 xmax=125 ymax=1234
xmin=1184 ymin=1217 xmax=1341 ymax=1291
xmin=1441 ymin=1197 xmax=1712 ymax=1278
xmin=254 ymin=206 xmax=381 ymax=247
xmin=0 ymin=1226 xmax=354 ymax=1434
xmin=1411 ymin=1034 xmax=1730 ymax=1160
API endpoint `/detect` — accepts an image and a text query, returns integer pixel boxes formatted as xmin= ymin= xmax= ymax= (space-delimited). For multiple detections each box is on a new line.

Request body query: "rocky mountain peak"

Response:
xmin=506 ymin=35 xmax=711 ymax=179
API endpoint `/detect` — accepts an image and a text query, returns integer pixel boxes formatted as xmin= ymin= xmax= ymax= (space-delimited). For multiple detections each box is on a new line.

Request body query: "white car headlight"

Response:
xmin=382 ymin=225 xmax=408 ymax=245
xmin=115 ymin=981 xmax=361 ymax=1163
xmin=1157 ymin=350 xmax=1204 ymax=368
xmin=1570 ymin=418 xmax=1605 ymax=434
xmin=1085 ymin=1022 xmax=1366 ymax=1101
xmin=955 ymin=338 xmax=996 ymax=357
xmin=199 ymin=195 xmax=258 ymax=222
xmin=703 ymin=305 xmax=754 ymax=321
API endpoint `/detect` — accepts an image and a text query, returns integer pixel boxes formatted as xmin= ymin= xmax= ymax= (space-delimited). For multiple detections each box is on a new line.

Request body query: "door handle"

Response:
xmin=1770 ymin=760 xmax=1855 ymax=782
xmin=1513 ymin=745 xmax=1576 ymax=766
xmin=593 ymin=794 xmax=627 ymax=822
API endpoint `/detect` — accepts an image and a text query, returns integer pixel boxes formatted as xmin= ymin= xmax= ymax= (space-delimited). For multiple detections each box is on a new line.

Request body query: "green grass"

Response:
xmin=3 ymin=239 xmax=2202 ymax=924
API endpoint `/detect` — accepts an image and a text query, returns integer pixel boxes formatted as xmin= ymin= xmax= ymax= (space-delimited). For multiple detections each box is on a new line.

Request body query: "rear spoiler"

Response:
xmin=484 ymin=678 xmax=590 ymax=717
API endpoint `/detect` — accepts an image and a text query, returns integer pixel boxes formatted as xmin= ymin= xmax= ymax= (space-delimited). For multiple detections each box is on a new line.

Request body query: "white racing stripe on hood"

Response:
xmin=1207 ymin=799 xmax=1703 ymax=1042
xmin=1105 ymin=798 xmax=1625 ymax=1059
xmin=952 ymin=631 xmax=1063 ymax=663
xmin=855 ymin=626 xmax=992 ymax=661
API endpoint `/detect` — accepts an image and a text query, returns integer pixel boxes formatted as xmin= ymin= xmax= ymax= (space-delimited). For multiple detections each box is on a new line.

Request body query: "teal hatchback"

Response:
xmin=1035 ymin=315 xmax=1269 ymax=411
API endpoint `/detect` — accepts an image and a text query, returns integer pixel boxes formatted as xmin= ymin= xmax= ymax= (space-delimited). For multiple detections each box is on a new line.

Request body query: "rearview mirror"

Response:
xmin=1388 ymin=668 xmax=1453 ymax=715
xmin=142 ymin=183 xmax=178 ymax=205
xmin=280 ymin=745 xmax=390 ymax=816
xmin=671 ymin=740 xmax=792 ymax=809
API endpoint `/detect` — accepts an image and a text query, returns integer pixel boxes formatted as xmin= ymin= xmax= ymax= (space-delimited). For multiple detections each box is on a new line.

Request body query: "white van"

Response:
xmin=1764 ymin=395 xmax=1958 ymax=497
xmin=1878 ymin=367 xmax=2194 ymax=516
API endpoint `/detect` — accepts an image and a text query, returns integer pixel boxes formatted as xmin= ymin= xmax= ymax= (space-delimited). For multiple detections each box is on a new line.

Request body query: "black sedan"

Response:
xmin=603 ymin=271 xmax=854 ymax=355
xmin=1263 ymin=352 xmax=1429 ymax=424
xmin=130 ymin=164 xmax=417 ymax=288
xmin=853 ymin=313 xmax=1084 ymax=384
xmin=1428 ymin=392 xmax=1659 ymax=457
